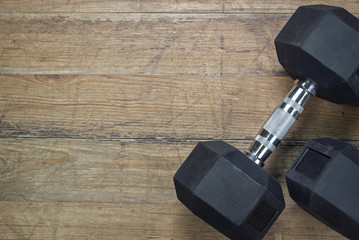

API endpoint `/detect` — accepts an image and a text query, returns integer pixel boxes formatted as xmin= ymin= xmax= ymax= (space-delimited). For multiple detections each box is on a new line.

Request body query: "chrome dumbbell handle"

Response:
xmin=246 ymin=79 xmax=317 ymax=167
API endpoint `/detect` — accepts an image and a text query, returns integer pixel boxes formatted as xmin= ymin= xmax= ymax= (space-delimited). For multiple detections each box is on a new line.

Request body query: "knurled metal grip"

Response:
xmin=246 ymin=79 xmax=317 ymax=166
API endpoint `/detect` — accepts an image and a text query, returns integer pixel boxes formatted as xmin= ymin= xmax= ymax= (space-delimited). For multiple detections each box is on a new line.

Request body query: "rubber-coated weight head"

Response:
xmin=174 ymin=141 xmax=285 ymax=240
xmin=275 ymin=5 xmax=359 ymax=104
xmin=286 ymin=138 xmax=359 ymax=239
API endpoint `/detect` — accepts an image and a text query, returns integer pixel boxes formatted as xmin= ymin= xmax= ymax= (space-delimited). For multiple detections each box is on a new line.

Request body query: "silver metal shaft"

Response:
xmin=246 ymin=79 xmax=317 ymax=167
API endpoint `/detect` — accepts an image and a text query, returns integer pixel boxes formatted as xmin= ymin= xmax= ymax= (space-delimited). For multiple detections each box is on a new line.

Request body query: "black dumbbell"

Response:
xmin=174 ymin=5 xmax=359 ymax=240
xmin=286 ymin=138 xmax=359 ymax=239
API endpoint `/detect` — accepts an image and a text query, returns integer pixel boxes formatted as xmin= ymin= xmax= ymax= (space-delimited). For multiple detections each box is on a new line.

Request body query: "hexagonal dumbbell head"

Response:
xmin=286 ymin=138 xmax=359 ymax=239
xmin=275 ymin=5 xmax=359 ymax=104
xmin=174 ymin=141 xmax=285 ymax=240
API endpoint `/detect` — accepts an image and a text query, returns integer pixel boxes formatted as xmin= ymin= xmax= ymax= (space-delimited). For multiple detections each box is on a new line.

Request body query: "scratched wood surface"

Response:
xmin=0 ymin=0 xmax=358 ymax=13
xmin=0 ymin=1 xmax=358 ymax=240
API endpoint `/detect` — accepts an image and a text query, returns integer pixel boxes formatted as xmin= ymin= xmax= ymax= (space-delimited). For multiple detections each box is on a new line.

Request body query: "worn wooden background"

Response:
xmin=1 ymin=1 xmax=358 ymax=239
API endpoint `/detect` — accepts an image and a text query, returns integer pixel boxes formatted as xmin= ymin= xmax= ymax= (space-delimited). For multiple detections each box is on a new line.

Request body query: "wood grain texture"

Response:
xmin=0 ymin=0 xmax=358 ymax=14
xmin=2 ymin=12 xmax=358 ymax=76
xmin=0 ymin=13 xmax=287 ymax=75
xmin=0 ymin=202 xmax=345 ymax=240
xmin=0 ymin=138 xmax=302 ymax=203
xmin=1 ymin=75 xmax=358 ymax=140
xmin=0 ymin=138 xmax=349 ymax=239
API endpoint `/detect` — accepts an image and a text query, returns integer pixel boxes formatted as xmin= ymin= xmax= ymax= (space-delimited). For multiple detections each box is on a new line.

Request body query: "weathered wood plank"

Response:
xmin=0 ymin=13 xmax=287 ymax=75
xmin=3 ymin=12 xmax=358 ymax=76
xmin=0 ymin=0 xmax=358 ymax=14
xmin=0 ymin=138 xmax=282 ymax=203
xmin=1 ymin=75 xmax=358 ymax=140
xmin=0 ymin=202 xmax=344 ymax=240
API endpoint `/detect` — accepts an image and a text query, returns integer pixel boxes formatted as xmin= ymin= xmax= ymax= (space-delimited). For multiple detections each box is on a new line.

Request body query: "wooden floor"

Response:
xmin=1 ymin=1 xmax=358 ymax=239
